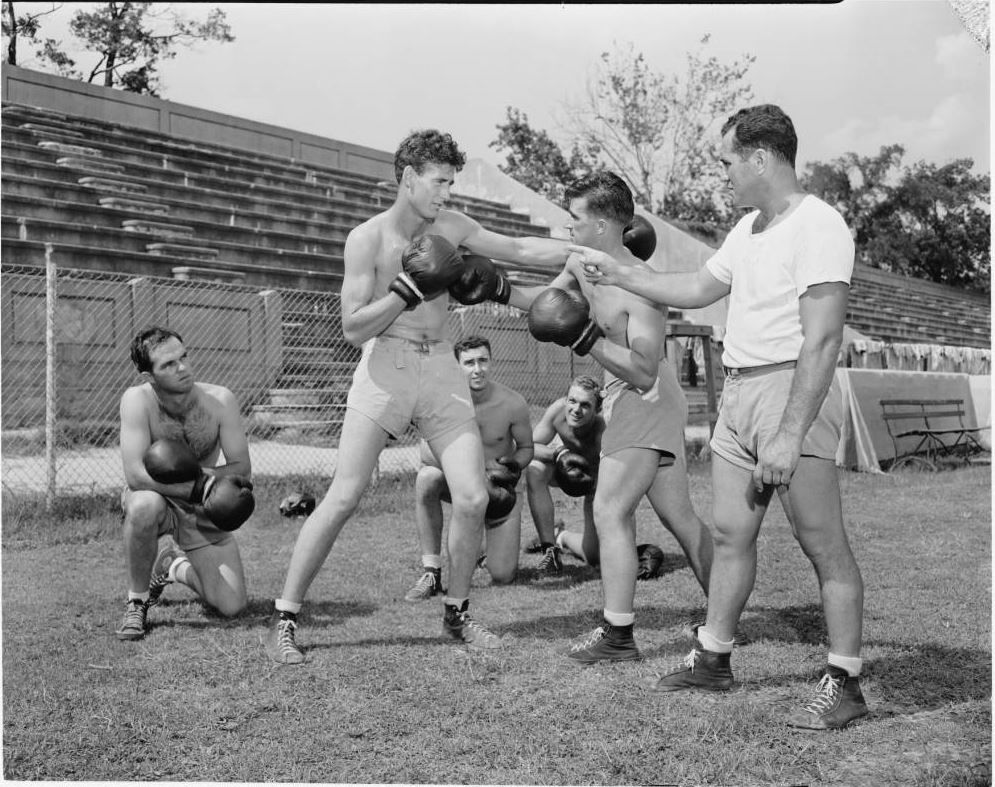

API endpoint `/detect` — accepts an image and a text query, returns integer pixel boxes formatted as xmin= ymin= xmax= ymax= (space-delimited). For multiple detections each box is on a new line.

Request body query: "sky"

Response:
xmin=13 ymin=1 xmax=992 ymax=173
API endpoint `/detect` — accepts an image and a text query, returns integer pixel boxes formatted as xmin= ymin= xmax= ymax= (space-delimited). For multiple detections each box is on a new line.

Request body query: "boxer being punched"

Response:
xmin=266 ymin=129 xmax=570 ymax=663
xmin=499 ymin=172 xmax=716 ymax=663
xmin=405 ymin=335 xmax=533 ymax=599
xmin=116 ymin=326 xmax=252 ymax=641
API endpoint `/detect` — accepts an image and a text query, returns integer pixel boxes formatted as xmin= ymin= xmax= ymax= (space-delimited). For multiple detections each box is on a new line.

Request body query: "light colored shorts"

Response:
xmin=709 ymin=366 xmax=842 ymax=471
xmin=121 ymin=488 xmax=234 ymax=552
xmin=601 ymin=366 xmax=687 ymax=466
xmin=346 ymin=336 xmax=476 ymax=441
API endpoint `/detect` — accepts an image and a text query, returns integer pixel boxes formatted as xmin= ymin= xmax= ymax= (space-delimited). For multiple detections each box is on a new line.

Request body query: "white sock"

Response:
xmin=827 ymin=652 xmax=862 ymax=677
xmin=603 ymin=609 xmax=634 ymax=627
xmin=697 ymin=626 xmax=735 ymax=654
xmin=555 ymin=531 xmax=567 ymax=550
xmin=128 ymin=591 xmax=149 ymax=603
xmin=168 ymin=556 xmax=190 ymax=583
xmin=422 ymin=555 xmax=442 ymax=570
xmin=275 ymin=599 xmax=302 ymax=615
xmin=443 ymin=596 xmax=467 ymax=609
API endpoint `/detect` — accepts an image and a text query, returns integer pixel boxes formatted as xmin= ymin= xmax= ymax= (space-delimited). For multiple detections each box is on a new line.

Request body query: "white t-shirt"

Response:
xmin=705 ymin=194 xmax=854 ymax=368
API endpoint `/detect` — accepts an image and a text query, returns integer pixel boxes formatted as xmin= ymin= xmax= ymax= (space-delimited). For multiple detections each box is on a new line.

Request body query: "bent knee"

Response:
xmin=450 ymin=488 xmax=488 ymax=515
xmin=489 ymin=567 xmax=517 ymax=585
xmin=210 ymin=593 xmax=247 ymax=618
xmin=123 ymin=490 xmax=167 ymax=527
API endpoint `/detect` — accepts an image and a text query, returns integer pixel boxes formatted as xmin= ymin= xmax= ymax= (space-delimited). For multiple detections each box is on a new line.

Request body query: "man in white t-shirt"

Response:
xmin=570 ymin=104 xmax=867 ymax=731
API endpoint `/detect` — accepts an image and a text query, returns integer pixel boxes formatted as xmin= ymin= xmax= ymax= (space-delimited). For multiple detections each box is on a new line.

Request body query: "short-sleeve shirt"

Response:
xmin=705 ymin=195 xmax=854 ymax=369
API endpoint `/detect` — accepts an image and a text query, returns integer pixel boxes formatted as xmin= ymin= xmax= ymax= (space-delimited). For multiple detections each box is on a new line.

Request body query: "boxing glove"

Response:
xmin=143 ymin=438 xmax=202 ymax=485
xmin=448 ymin=253 xmax=512 ymax=305
xmin=279 ymin=491 xmax=316 ymax=518
xmin=485 ymin=455 xmax=521 ymax=488
xmin=553 ymin=449 xmax=596 ymax=497
xmin=623 ymin=214 xmax=657 ymax=261
xmin=144 ymin=438 xmax=215 ymax=503
xmin=527 ymin=288 xmax=604 ymax=356
xmin=203 ymin=475 xmax=255 ymax=531
xmin=389 ymin=234 xmax=465 ymax=310
xmin=484 ymin=478 xmax=517 ymax=524
xmin=438 ymin=477 xmax=515 ymax=524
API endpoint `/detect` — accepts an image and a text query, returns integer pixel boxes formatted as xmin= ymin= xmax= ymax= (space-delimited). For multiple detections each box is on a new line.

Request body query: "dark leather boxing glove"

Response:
xmin=438 ymin=477 xmax=515 ymax=525
xmin=485 ymin=455 xmax=521 ymax=488
xmin=484 ymin=478 xmax=517 ymax=524
xmin=143 ymin=438 xmax=202 ymax=485
xmin=553 ymin=449 xmax=596 ymax=497
xmin=448 ymin=253 xmax=512 ymax=305
xmin=389 ymin=234 xmax=465 ymax=310
xmin=203 ymin=475 xmax=255 ymax=531
xmin=527 ymin=287 xmax=604 ymax=356
xmin=144 ymin=438 xmax=215 ymax=503
xmin=623 ymin=214 xmax=657 ymax=261
xmin=279 ymin=492 xmax=316 ymax=518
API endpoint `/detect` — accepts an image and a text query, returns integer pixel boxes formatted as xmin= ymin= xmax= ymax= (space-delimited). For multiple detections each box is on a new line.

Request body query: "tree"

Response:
xmin=802 ymin=147 xmax=990 ymax=293
xmin=489 ymin=106 xmax=601 ymax=204
xmin=562 ymin=37 xmax=755 ymax=226
xmin=4 ymin=2 xmax=233 ymax=96
xmin=2 ymin=2 xmax=60 ymax=66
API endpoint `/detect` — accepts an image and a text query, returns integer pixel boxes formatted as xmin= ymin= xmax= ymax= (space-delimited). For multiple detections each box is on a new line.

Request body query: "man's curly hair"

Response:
xmin=394 ymin=129 xmax=467 ymax=183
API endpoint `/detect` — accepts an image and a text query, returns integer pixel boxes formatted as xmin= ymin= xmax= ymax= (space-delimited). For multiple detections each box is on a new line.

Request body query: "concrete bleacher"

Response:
xmin=2 ymin=94 xmax=989 ymax=441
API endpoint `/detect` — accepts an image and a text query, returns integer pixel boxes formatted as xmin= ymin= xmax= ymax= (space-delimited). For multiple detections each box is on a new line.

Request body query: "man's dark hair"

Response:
xmin=564 ymin=171 xmax=635 ymax=226
xmin=721 ymin=104 xmax=798 ymax=168
xmin=569 ymin=374 xmax=604 ymax=412
xmin=394 ymin=129 xmax=467 ymax=183
xmin=454 ymin=335 xmax=492 ymax=360
xmin=131 ymin=326 xmax=183 ymax=373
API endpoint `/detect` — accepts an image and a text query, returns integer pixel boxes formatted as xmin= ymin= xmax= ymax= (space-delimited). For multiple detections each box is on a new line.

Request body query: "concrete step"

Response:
xmin=99 ymin=196 xmax=171 ymax=215
xmin=78 ymin=176 xmax=148 ymax=195
xmin=122 ymin=219 xmax=195 ymax=239
xmin=56 ymin=156 xmax=125 ymax=175
xmin=147 ymin=242 xmax=218 ymax=261
xmin=38 ymin=140 xmax=102 ymax=157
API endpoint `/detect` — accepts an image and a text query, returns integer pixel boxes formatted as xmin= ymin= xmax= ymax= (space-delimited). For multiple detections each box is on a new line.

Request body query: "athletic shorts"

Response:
xmin=600 ymin=365 xmax=687 ymax=466
xmin=120 ymin=488 xmax=234 ymax=552
xmin=709 ymin=366 xmax=843 ymax=471
xmin=346 ymin=336 xmax=476 ymax=441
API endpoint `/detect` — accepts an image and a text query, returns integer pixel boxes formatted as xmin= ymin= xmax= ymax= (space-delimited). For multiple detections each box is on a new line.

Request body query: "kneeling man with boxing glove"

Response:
xmin=116 ymin=326 xmax=253 ymax=641
xmin=406 ymin=335 xmax=534 ymax=600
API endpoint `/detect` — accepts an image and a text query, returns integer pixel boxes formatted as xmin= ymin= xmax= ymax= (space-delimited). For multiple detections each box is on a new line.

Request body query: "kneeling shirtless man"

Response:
xmin=406 ymin=335 xmax=533 ymax=598
xmin=117 ymin=326 xmax=251 ymax=641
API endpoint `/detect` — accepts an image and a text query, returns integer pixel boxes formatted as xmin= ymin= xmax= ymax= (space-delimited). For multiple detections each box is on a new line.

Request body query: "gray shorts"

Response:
xmin=121 ymin=488 xmax=234 ymax=552
xmin=346 ymin=336 xmax=476 ymax=441
xmin=709 ymin=367 xmax=842 ymax=471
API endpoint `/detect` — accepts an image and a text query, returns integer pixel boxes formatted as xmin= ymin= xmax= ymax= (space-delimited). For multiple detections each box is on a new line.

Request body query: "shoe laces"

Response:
xmin=571 ymin=626 xmax=607 ymax=652
xmin=680 ymin=647 xmax=702 ymax=671
xmin=123 ymin=599 xmax=146 ymax=626
xmin=803 ymin=672 xmax=843 ymax=714
xmin=277 ymin=618 xmax=300 ymax=654
xmin=461 ymin=614 xmax=498 ymax=641
xmin=414 ymin=571 xmax=437 ymax=592
xmin=537 ymin=547 xmax=559 ymax=570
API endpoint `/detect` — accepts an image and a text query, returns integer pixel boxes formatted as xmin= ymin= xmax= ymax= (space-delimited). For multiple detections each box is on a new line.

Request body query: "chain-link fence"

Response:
xmin=2 ymin=261 xmax=634 ymax=502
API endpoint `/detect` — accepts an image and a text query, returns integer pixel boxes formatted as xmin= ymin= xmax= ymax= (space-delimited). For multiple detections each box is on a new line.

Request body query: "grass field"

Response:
xmin=2 ymin=461 xmax=991 ymax=785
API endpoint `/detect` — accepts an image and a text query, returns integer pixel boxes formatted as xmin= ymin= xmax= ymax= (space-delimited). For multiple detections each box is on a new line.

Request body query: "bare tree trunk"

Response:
xmin=5 ymin=2 xmax=18 ymax=65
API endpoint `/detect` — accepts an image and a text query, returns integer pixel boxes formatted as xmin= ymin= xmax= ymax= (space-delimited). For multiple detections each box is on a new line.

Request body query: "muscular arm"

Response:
xmin=589 ymin=299 xmax=663 ymax=392
xmin=212 ymin=388 xmax=251 ymax=479
xmin=507 ymin=397 xmax=535 ymax=469
xmin=452 ymin=212 xmax=570 ymax=268
xmin=339 ymin=229 xmax=406 ymax=346
xmin=754 ymin=282 xmax=848 ymax=489
xmin=531 ymin=402 xmax=561 ymax=463
xmin=569 ymin=245 xmax=730 ymax=309
xmin=506 ymin=267 xmax=577 ymax=312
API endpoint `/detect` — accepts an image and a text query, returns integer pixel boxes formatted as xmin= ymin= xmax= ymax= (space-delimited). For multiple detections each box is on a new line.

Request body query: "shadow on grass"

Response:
xmin=512 ymin=563 xmax=599 ymax=587
xmin=147 ymin=597 xmax=379 ymax=633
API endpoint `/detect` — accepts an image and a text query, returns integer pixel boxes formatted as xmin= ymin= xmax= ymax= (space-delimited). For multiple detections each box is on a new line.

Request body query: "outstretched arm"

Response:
xmin=569 ymin=244 xmax=729 ymax=309
xmin=753 ymin=282 xmax=848 ymax=490
xmin=455 ymin=214 xmax=570 ymax=268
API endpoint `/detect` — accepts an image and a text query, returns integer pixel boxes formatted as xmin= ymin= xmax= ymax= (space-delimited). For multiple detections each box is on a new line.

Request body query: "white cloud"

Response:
xmin=936 ymin=30 xmax=984 ymax=81
xmin=819 ymin=93 xmax=986 ymax=169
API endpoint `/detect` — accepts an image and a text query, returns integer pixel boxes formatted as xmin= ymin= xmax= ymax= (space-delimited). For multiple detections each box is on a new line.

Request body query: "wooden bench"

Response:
xmin=880 ymin=398 xmax=990 ymax=471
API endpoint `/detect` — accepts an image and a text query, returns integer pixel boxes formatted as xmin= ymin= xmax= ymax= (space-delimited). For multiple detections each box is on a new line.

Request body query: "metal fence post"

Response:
xmin=44 ymin=244 xmax=57 ymax=510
